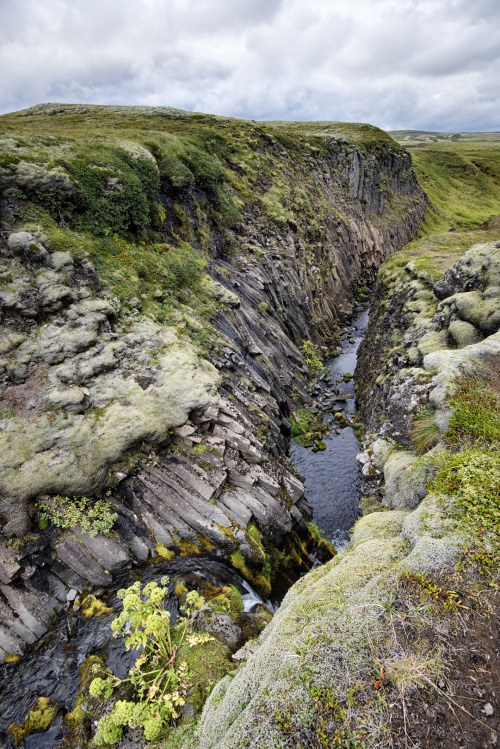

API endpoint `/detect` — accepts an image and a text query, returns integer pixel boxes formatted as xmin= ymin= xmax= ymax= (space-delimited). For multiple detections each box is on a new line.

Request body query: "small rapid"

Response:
xmin=290 ymin=304 xmax=370 ymax=550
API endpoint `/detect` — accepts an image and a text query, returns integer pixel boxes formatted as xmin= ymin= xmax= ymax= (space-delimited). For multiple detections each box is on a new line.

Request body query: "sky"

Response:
xmin=1 ymin=0 xmax=499 ymax=131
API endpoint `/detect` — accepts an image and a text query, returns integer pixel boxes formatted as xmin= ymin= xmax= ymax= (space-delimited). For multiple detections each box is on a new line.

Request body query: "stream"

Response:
xmin=290 ymin=303 xmax=369 ymax=550
xmin=0 ymin=304 xmax=369 ymax=747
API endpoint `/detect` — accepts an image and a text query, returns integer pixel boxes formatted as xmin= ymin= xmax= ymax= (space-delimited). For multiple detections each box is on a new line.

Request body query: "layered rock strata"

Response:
xmin=186 ymin=225 xmax=500 ymax=749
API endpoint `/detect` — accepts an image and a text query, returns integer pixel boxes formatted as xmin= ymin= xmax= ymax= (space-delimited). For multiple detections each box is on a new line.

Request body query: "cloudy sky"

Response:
xmin=1 ymin=0 xmax=499 ymax=130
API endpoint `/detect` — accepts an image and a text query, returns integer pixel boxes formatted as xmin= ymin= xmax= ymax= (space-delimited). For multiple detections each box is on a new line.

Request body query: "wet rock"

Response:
xmin=74 ymin=531 xmax=131 ymax=573
xmin=55 ymin=537 xmax=111 ymax=587
xmin=194 ymin=609 xmax=243 ymax=652
xmin=333 ymin=411 xmax=349 ymax=427
xmin=0 ymin=545 xmax=22 ymax=583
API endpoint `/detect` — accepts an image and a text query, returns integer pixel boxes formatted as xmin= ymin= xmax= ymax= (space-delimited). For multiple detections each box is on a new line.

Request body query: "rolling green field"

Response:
xmin=389 ymin=130 xmax=500 ymax=233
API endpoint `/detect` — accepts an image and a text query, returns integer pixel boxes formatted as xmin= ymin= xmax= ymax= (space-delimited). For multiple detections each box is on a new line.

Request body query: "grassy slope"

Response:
xmin=379 ymin=133 xmax=500 ymax=277
xmin=389 ymin=132 xmax=500 ymax=233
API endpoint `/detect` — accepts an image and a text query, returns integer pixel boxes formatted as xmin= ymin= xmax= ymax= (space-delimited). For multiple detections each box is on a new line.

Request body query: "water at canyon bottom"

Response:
xmin=290 ymin=303 xmax=369 ymax=550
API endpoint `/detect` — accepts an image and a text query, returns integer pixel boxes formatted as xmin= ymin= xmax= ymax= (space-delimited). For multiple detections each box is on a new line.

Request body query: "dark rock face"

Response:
xmin=0 ymin=126 xmax=426 ymax=654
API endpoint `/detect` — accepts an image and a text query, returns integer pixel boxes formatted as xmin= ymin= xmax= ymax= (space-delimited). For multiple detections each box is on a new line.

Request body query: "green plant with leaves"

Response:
xmin=290 ymin=408 xmax=316 ymax=445
xmin=300 ymin=340 xmax=323 ymax=373
xmin=37 ymin=495 xmax=117 ymax=537
xmin=89 ymin=580 xmax=210 ymax=745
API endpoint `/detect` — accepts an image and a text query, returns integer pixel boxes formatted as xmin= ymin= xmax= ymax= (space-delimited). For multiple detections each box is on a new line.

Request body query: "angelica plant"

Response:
xmin=90 ymin=578 xmax=211 ymax=745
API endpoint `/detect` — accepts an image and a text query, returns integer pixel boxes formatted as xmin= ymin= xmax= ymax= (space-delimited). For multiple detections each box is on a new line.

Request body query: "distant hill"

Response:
xmin=389 ymin=129 xmax=500 ymax=145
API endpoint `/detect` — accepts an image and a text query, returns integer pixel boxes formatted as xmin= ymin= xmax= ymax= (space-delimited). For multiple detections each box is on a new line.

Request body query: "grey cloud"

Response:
xmin=0 ymin=0 xmax=498 ymax=130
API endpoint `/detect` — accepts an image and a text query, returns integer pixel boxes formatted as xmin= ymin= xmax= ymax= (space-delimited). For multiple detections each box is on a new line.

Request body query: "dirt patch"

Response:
xmin=1 ymin=364 xmax=51 ymax=420
xmin=389 ymin=588 xmax=499 ymax=748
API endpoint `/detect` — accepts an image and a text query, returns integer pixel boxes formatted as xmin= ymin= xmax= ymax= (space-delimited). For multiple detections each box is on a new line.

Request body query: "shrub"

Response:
xmin=300 ymin=340 xmax=323 ymax=373
xmin=62 ymin=146 xmax=160 ymax=235
xmin=37 ymin=495 xmax=117 ymax=537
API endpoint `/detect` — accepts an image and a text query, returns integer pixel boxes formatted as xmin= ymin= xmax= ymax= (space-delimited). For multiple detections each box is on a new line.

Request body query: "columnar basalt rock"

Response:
xmin=0 ymin=107 xmax=426 ymax=655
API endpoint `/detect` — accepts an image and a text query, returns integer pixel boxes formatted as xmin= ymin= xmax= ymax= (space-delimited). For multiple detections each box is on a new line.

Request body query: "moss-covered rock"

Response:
xmin=448 ymin=319 xmax=482 ymax=348
xmin=0 ymin=317 xmax=219 ymax=509
xmin=177 ymin=637 xmax=236 ymax=715
xmin=80 ymin=594 xmax=112 ymax=619
xmin=8 ymin=696 xmax=58 ymax=745
xmin=383 ymin=451 xmax=427 ymax=510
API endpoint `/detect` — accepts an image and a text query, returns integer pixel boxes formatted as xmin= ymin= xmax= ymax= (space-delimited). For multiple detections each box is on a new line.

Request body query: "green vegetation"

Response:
xmin=89 ymin=579 xmax=219 ymax=745
xmin=387 ymin=132 xmax=500 ymax=234
xmin=80 ymin=594 xmax=113 ymax=619
xmin=300 ymin=340 xmax=323 ymax=373
xmin=290 ymin=408 xmax=316 ymax=444
xmin=410 ymin=408 xmax=440 ymax=454
xmin=418 ymin=359 xmax=500 ymax=551
xmin=37 ymin=494 xmax=117 ymax=537
xmin=207 ymin=585 xmax=244 ymax=614
xmin=0 ymin=104 xmax=418 ymax=361
xmin=380 ymin=218 xmax=500 ymax=282
xmin=8 ymin=697 xmax=57 ymax=746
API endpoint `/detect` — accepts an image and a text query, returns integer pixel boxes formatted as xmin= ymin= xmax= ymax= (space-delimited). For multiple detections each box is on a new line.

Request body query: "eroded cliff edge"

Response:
xmin=0 ymin=105 xmax=426 ymax=658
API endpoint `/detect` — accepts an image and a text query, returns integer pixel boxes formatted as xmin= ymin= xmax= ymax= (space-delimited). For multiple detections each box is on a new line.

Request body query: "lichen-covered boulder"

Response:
xmin=382 ymin=451 xmax=427 ymax=510
xmin=448 ymin=319 xmax=482 ymax=348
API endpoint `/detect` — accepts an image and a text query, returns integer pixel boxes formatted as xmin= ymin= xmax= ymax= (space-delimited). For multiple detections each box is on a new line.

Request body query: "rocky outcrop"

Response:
xmin=356 ymin=219 xmax=500 ymax=442
xmin=187 ymin=224 xmax=500 ymax=749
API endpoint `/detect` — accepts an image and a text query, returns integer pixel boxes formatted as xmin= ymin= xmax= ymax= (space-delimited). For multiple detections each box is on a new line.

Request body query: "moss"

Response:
xmin=230 ymin=549 xmax=271 ymax=596
xmin=176 ymin=538 xmax=203 ymax=557
xmin=155 ymin=540 xmax=176 ymax=560
xmin=246 ymin=521 xmax=262 ymax=546
xmin=80 ymin=594 xmax=112 ymax=619
xmin=78 ymin=654 xmax=109 ymax=688
xmin=63 ymin=702 xmax=86 ymax=729
xmin=8 ymin=696 xmax=58 ymax=745
xmin=176 ymin=638 xmax=236 ymax=713
xmin=4 ymin=653 xmax=20 ymax=663
xmin=195 ymin=533 xmax=214 ymax=552
xmin=306 ymin=522 xmax=337 ymax=557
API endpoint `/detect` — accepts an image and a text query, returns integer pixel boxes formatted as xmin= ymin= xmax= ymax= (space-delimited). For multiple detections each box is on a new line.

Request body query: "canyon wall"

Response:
xmin=0 ymin=105 xmax=425 ymax=656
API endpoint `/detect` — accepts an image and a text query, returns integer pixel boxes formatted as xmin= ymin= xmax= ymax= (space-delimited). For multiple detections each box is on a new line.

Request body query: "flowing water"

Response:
xmin=290 ymin=304 xmax=370 ymax=550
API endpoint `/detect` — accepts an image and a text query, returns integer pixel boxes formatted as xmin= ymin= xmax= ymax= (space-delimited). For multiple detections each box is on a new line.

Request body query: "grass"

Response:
xmin=0 ymin=103 xmax=419 ymax=358
xmin=380 ymin=218 xmax=500 ymax=282
xmin=413 ymin=356 xmax=500 ymax=556
xmin=388 ymin=133 xmax=500 ymax=234
xmin=410 ymin=408 xmax=440 ymax=454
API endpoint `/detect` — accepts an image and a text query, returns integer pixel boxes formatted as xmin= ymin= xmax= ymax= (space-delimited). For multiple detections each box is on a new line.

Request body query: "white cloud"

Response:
xmin=0 ymin=0 xmax=498 ymax=130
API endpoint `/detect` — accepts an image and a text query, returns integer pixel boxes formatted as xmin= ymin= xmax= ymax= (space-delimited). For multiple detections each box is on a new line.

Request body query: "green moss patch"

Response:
xmin=8 ymin=696 xmax=58 ymax=745
xmin=176 ymin=638 xmax=236 ymax=714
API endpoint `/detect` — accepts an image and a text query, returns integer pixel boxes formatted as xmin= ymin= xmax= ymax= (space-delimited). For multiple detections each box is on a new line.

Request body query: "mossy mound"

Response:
xmin=176 ymin=637 xmax=236 ymax=714
xmin=8 ymin=696 xmax=58 ymax=745
xmin=80 ymin=594 xmax=112 ymax=619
